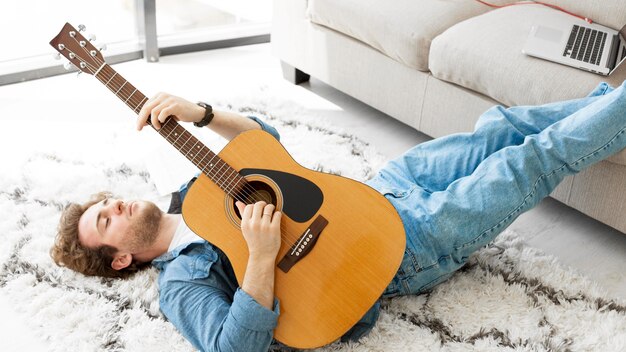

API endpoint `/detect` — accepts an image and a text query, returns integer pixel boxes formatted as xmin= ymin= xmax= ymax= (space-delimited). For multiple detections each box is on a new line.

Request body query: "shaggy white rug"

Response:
xmin=1 ymin=95 xmax=625 ymax=352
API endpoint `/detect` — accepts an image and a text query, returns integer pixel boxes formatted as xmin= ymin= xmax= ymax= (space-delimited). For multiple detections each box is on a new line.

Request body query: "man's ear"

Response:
xmin=111 ymin=253 xmax=132 ymax=271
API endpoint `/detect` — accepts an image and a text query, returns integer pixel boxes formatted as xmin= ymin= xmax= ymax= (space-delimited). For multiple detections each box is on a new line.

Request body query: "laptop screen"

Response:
xmin=618 ymin=25 xmax=626 ymax=68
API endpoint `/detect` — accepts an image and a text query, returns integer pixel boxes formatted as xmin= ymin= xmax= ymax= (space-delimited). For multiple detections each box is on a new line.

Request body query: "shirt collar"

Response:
xmin=151 ymin=239 xmax=206 ymax=270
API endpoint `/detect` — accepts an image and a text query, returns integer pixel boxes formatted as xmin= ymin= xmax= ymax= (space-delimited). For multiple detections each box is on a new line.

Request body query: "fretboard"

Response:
xmin=94 ymin=64 xmax=247 ymax=197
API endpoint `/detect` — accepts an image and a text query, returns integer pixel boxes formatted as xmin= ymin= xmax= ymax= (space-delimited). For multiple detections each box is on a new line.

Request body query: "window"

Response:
xmin=0 ymin=0 xmax=140 ymax=81
xmin=0 ymin=0 xmax=271 ymax=85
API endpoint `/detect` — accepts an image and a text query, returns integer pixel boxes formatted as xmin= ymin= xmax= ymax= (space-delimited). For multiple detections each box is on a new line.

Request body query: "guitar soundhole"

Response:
xmin=232 ymin=180 xmax=278 ymax=219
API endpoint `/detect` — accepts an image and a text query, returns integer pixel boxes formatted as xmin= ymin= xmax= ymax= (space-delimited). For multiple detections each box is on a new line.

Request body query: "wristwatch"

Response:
xmin=194 ymin=102 xmax=214 ymax=128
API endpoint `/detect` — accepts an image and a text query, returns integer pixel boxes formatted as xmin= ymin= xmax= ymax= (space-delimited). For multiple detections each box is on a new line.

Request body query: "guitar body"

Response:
xmin=182 ymin=130 xmax=405 ymax=348
xmin=50 ymin=22 xmax=404 ymax=350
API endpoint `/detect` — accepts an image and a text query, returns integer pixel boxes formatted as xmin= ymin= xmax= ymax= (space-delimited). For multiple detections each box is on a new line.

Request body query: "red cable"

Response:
xmin=474 ymin=0 xmax=592 ymax=24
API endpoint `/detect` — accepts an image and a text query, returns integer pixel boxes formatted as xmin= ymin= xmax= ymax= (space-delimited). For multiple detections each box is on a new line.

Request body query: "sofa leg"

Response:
xmin=280 ymin=61 xmax=310 ymax=85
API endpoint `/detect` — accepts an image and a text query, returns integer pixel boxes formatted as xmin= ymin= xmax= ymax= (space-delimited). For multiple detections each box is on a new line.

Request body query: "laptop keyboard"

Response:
xmin=563 ymin=25 xmax=607 ymax=65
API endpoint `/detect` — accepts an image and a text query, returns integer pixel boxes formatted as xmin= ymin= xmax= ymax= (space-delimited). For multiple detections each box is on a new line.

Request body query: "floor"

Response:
xmin=1 ymin=42 xmax=625 ymax=349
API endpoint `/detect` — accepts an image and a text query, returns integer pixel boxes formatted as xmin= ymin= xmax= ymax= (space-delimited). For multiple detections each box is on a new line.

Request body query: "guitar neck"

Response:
xmin=95 ymin=64 xmax=246 ymax=197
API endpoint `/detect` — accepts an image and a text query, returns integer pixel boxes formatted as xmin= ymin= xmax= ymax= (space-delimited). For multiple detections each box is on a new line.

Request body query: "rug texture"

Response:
xmin=1 ymin=96 xmax=625 ymax=352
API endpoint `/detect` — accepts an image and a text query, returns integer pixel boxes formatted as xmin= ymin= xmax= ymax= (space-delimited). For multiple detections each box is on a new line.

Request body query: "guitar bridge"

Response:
xmin=278 ymin=215 xmax=328 ymax=273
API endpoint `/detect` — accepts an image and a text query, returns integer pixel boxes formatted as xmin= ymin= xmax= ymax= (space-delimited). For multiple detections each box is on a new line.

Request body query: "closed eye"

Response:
xmin=100 ymin=198 xmax=110 ymax=233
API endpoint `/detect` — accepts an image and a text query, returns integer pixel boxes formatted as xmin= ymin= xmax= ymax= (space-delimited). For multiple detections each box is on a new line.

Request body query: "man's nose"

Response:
xmin=108 ymin=199 xmax=124 ymax=215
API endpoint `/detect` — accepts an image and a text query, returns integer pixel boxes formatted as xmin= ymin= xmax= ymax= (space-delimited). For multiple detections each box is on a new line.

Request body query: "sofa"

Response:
xmin=271 ymin=0 xmax=626 ymax=233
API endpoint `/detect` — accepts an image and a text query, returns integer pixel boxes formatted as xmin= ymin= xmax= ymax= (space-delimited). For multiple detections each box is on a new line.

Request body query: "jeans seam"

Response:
xmin=418 ymin=257 xmax=443 ymax=272
xmin=415 ymin=271 xmax=454 ymax=294
xmin=457 ymin=127 xmax=625 ymax=252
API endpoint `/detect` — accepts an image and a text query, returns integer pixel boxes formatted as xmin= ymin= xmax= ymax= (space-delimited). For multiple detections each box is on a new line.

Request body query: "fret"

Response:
xmin=178 ymin=135 xmax=192 ymax=154
xmin=222 ymin=168 xmax=237 ymax=187
xmin=214 ymin=160 xmax=231 ymax=187
xmin=124 ymin=89 xmax=137 ymax=104
xmin=104 ymin=72 xmax=117 ymax=86
xmin=186 ymin=141 xmax=201 ymax=160
xmin=224 ymin=168 xmax=243 ymax=192
xmin=93 ymin=64 xmax=248 ymax=198
xmin=204 ymin=158 xmax=221 ymax=180
xmin=114 ymin=81 xmax=127 ymax=95
xmin=161 ymin=121 xmax=178 ymax=140
xmin=189 ymin=144 xmax=205 ymax=165
xmin=166 ymin=130 xmax=183 ymax=148
xmin=133 ymin=96 xmax=148 ymax=113
xmin=94 ymin=62 xmax=106 ymax=76
xmin=171 ymin=128 xmax=184 ymax=145
xmin=208 ymin=155 xmax=219 ymax=171
xmin=200 ymin=153 xmax=219 ymax=171
xmin=181 ymin=139 xmax=197 ymax=158
xmin=223 ymin=173 xmax=239 ymax=194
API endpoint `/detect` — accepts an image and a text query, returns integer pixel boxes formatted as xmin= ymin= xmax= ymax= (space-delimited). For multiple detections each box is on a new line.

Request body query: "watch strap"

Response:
xmin=194 ymin=102 xmax=214 ymax=127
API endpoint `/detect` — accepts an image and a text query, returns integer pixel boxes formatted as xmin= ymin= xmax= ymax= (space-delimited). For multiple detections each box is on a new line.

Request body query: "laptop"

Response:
xmin=522 ymin=12 xmax=626 ymax=76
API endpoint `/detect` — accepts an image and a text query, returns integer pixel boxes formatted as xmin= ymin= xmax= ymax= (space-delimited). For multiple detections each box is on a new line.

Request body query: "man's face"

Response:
xmin=78 ymin=197 xmax=162 ymax=254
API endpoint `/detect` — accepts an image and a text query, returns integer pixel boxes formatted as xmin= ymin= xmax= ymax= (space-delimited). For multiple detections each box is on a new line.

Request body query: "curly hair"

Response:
xmin=50 ymin=192 xmax=150 ymax=279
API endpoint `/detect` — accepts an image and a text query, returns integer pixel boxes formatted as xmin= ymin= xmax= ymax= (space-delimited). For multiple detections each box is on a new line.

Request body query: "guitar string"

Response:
xmin=69 ymin=40 xmax=270 ymax=207
xmin=70 ymin=49 xmax=310 ymax=246
xmin=69 ymin=45 xmax=313 ymax=245
xmin=97 ymin=71 xmax=272 ymax=206
xmin=65 ymin=44 xmax=408 ymax=264
xmin=66 ymin=42 xmax=403 ymax=261
xmin=66 ymin=36 xmax=268 ymax=207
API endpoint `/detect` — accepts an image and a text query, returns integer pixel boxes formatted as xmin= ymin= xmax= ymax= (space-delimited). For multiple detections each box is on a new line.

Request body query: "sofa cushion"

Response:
xmin=306 ymin=0 xmax=513 ymax=72
xmin=429 ymin=5 xmax=626 ymax=166
xmin=429 ymin=5 xmax=626 ymax=106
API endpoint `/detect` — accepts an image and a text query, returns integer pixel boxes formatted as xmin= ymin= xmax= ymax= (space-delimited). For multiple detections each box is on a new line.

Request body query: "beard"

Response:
xmin=122 ymin=201 xmax=162 ymax=253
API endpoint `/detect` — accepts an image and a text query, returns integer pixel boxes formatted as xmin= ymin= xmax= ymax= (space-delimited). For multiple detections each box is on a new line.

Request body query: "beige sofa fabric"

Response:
xmin=536 ymin=0 xmax=626 ymax=30
xmin=429 ymin=5 xmax=626 ymax=107
xmin=306 ymin=0 xmax=504 ymax=72
xmin=428 ymin=5 xmax=626 ymax=165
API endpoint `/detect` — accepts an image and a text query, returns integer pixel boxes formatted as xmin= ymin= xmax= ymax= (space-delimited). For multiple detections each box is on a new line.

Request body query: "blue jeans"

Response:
xmin=366 ymin=82 xmax=626 ymax=297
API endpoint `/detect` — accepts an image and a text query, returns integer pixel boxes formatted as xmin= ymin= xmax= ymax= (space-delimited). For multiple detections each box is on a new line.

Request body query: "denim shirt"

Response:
xmin=152 ymin=116 xmax=380 ymax=352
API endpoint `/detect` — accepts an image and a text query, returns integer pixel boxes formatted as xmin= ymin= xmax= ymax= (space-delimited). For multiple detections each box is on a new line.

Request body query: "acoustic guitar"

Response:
xmin=50 ymin=22 xmax=405 ymax=349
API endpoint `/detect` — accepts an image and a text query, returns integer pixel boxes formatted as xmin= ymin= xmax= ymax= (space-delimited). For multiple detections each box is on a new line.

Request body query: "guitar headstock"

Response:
xmin=50 ymin=22 xmax=106 ymax=75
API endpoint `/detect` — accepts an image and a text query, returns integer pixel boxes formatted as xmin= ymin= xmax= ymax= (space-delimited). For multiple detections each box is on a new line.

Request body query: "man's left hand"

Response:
xmin=136 ymin=92 xmax=205 ymax=131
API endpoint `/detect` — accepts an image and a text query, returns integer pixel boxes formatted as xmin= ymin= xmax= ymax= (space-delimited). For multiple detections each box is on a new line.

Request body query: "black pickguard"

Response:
xmin=239 ymin=168 xmax=323 ymax=223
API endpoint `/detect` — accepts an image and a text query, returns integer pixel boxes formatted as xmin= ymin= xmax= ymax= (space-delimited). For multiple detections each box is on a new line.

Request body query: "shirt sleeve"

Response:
xmin=159 ymin=280 xmax=280 ymax=352
xmin=247 ymin=115 xmax=281 ymax=141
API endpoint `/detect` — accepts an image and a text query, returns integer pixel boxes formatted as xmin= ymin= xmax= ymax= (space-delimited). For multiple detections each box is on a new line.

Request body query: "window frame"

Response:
xmin=0 ymin=0 xmax=270 ymax=86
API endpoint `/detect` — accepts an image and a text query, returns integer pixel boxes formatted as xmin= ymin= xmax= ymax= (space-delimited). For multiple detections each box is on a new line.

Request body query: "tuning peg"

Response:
xmin=78 ymin=24 xmax=86 ymax=32
xmin=63 ymin=62 xmax=74 ymax=70
xmin=52 ymin=52 xmax=61 ymax=60
xmin=99 ymin=44 xmax=107 ymax=51
xmin=88 ymin=34 xmax=96 ymax=41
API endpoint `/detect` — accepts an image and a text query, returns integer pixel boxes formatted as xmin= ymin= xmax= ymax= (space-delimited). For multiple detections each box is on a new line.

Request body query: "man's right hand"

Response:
xmin=235 ymin=200 xmax=282 ymax=310
xmin=235 ymin=201 xmax=282 ymax=260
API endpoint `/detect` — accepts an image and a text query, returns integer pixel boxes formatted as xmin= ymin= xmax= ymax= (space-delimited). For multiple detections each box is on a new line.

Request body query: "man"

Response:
xmin=51 ymin=81 xmax=626 ymax=351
